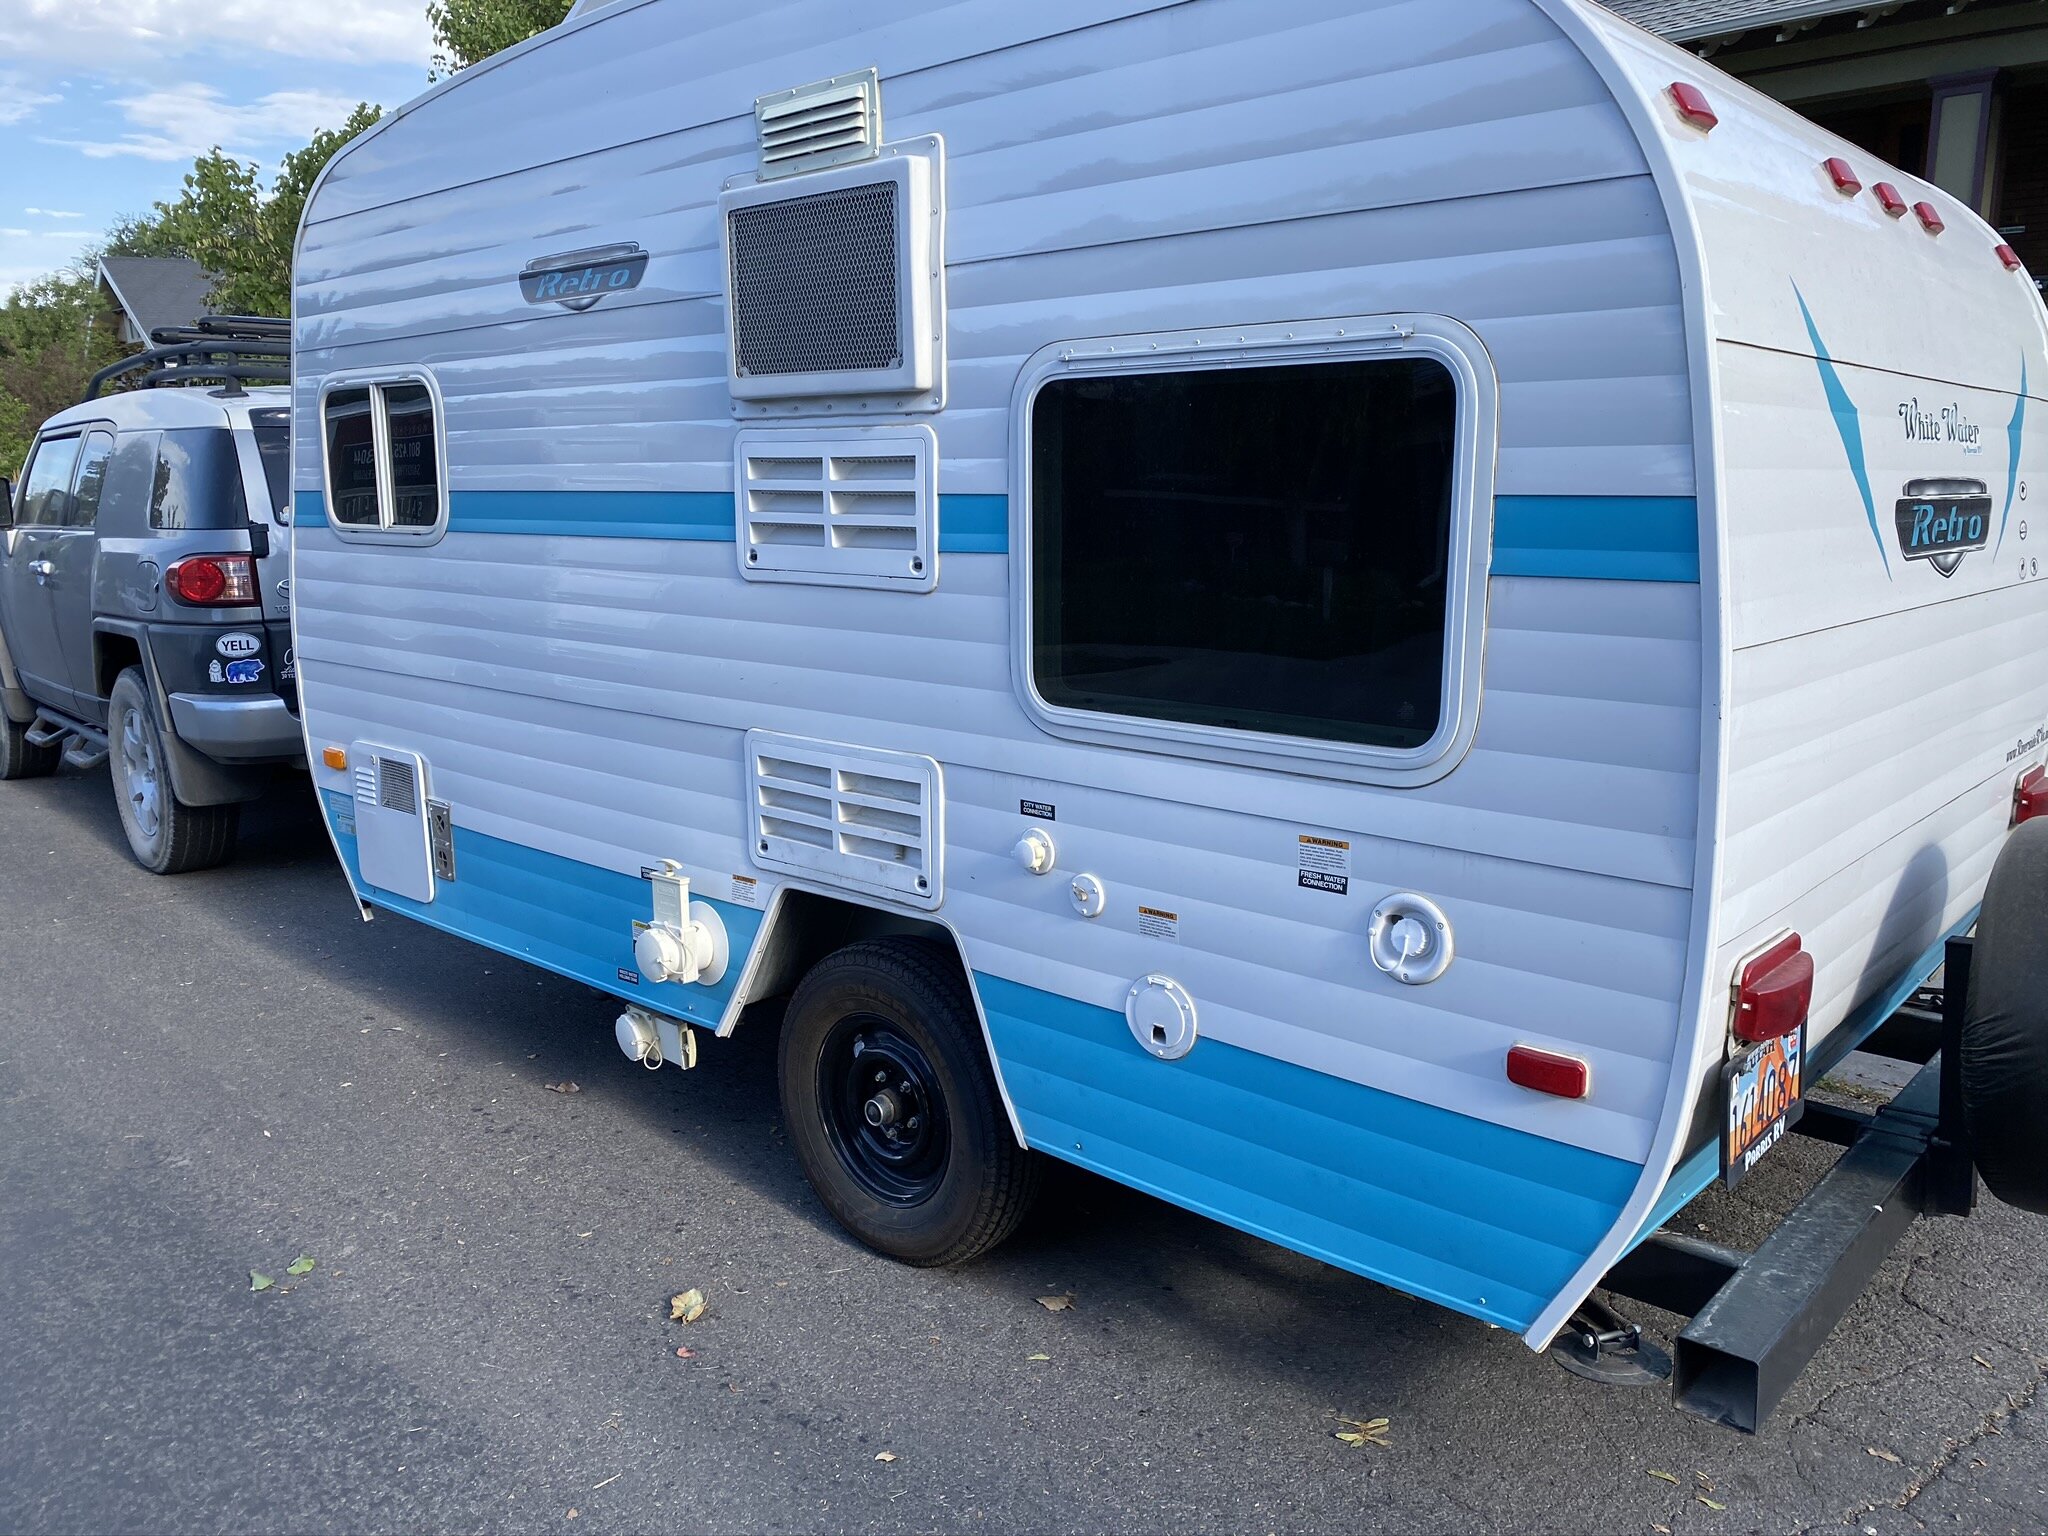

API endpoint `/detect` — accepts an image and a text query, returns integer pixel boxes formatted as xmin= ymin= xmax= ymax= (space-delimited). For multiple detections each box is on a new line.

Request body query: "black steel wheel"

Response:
xmin=1962 ymin=816 xmax=2048 ymax=1214
xmin=779 ymin=938 xmax=1040 ymax=1266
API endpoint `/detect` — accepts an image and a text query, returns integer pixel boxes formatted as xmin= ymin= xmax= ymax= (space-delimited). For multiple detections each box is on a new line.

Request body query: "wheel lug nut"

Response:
xmin=907 ymin=1116 xmax=920 ymax=1131
xmin=874 ymin=1070 xmax=887 ymax=1085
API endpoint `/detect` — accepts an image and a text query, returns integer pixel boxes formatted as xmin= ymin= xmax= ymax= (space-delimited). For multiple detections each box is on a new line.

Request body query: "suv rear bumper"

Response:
xmin=166 ymin=691 xmax=303 ymax=763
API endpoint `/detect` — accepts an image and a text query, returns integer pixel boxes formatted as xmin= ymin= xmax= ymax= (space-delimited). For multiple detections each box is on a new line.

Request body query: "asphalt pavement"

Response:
xmin=2 ymin=764 xmax=2045 ymax=1534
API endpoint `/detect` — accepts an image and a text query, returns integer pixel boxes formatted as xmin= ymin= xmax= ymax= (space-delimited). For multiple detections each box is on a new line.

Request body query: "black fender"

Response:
xmin=94 ymin=619 xmax=265 ymax=808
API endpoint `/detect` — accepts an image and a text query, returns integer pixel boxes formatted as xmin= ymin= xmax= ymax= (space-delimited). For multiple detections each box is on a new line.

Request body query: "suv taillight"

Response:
xmin=1732 ymin=933 xmax=1814 ymax=1044
xmin=2016 ymin=765 xmax=2048 ymax=826
xmin=166 ymin=554 xmax=257 ymax=607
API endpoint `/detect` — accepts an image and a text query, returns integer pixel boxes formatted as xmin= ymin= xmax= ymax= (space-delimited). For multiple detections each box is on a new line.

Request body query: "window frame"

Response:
xmin=1010 ymin=315 xmax=1498 ymax=789
xmin=68 ymin=427 xmax=116 ymax=530
xmin=315 ymin=369 xmax=450 ymax=545
xmin=16 ymin=431 xmax=86 ymax=530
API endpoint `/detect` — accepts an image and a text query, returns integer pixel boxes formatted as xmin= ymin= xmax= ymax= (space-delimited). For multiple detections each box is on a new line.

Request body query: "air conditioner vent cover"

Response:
xmin=755 ymin=68 xmax=881 ymax=181
xmin=351 ymin=743 xmax=435 ymax=904
xmin=747 ymin=732 xmax=944 ymax=909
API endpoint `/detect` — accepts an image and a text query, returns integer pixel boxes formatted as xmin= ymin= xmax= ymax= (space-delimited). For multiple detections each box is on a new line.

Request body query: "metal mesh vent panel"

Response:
xmin=729 ymin=181 xmax=901 ymax=378
xmin=377 ymin=757 xmax=418 ymax=816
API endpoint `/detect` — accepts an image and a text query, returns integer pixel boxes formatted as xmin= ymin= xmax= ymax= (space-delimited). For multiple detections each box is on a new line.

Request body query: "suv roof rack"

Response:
xmin=83 ymin=314 xmax=290 ymax=402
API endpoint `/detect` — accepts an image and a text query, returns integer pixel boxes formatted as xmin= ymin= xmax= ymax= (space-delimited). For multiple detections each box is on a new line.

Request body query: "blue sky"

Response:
xmin=0 ymin=0 xmax=439 ymax=295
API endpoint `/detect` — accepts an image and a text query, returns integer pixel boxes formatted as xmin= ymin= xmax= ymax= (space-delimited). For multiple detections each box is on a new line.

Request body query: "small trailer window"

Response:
xmin=1029 ymin=355 xmax=1459 ymax=754
xmin=319 ymin=374 xmax=447 ymax=540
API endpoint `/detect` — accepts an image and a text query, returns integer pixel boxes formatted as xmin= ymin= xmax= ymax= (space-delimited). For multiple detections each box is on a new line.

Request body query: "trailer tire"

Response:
xmin=1961 ymin=816 xmax=2048 ymax=1216
xmin=0 ymin=714 xmax=59 ymax=780
xmin=108 ymin=668 xmax=238 ymax=875
xmin=779 ymin=937 xmax=1041 ymax=1267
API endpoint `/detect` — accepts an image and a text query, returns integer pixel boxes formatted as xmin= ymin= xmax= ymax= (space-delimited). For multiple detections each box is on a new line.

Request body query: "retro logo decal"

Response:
xmin=1895 ymin=479 xmax=1992 ymax=576
xmin=519 ymin=242 xmax=649 ymax=313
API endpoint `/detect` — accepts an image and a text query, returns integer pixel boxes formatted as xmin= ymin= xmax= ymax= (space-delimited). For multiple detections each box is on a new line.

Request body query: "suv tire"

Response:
xmin=0 ymin=713 xmax=60 ymax=780
xmin=108 ymin=667 xmax=238 ymax=875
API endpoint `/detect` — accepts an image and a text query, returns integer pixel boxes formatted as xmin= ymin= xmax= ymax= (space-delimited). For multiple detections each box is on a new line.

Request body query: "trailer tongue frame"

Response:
xmin=1592 ymin=938 xmax=1980 ymax=1434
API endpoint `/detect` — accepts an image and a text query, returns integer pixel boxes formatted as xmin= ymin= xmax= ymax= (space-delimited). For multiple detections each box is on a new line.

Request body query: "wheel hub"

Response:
xmin=120 ymin=710 xmax=161 ymax=842
xmin=820 ymin=1018 xmax=949 ymax=1207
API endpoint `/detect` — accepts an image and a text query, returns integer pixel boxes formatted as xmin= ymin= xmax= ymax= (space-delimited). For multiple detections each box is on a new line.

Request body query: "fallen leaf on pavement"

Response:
xmin=1695 ymin=1495 xmax=1726 ymax=1512
xmin=286 ymin=1256 xmax=315 ymax=1277
xmin=674 ymin=1347 xmax=695 ymax=1359
xmin=566 ymin=1509 xmax=578 ymax=1521
xmin=1974 ymin=1354 xmax=1994 ymax=1369
xmin=875 ymin=1451 xmax=897 ymax=1463
xmin=1647 ymin=1469 xmax=1679 ymax=1485
xmin=1333 ymin=1416 xmax=1392 ymax=1448
xmin=1866 ymin=1446 xmax=1902 ymax=1465
xmin=249 ymin=1271 xmax=273 ymax=1292
xmin=1036 ymin=1294 xmax=1074 ymax=1312
xmin=670 ymin=1289 xmax=707 ymax=1323
xmin=546 ymin=1081 xmax=581 ymax=1095
xmin=1027 ymin=1353 xmax=1051 ymax=1362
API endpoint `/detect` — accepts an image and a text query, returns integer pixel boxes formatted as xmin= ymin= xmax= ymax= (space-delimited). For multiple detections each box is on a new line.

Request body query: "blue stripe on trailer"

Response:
xmin=297 ymin=489 xmax=1701 ymax=581
xmin=1625 ymin=908 xmax=1983 ymax=1249
xmin=320 ymin=790 xmax=761 ymax=1030
xmin=1490 ymin=496 xmax=1701 ymax=583
xmin=976 ymin=973 xmax=1640 ymax=1333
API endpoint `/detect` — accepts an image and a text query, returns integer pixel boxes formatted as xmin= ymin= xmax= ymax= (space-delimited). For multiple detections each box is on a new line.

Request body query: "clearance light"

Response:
xmin=322 ymin=746 xmax=349 ymax=772
xmin=1997 ymin=244 xmax=2025 ymax=272
xmin=1507 ymin=1045 xmax=1591 ymax=1101
xmin=166 ymin=554 xmax=258 ymax=607
xmin=1915 ymin=202 xmax=1946 ymax=235
xmin=1669 ymin=82 xmax=1718 ymax=132
xmin=1732 ymin=933 xmax=1814 ymax=1044
xmin=2015 ymin=765 xmax=2048 ymax=826
xmin=1874 ymin=183 xmax=1909 ymax=218
xmin=1824 ymin=157 xmax=1862 ymax=194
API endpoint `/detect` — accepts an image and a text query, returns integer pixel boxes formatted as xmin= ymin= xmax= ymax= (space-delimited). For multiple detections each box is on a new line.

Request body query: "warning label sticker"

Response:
xmin=729 ymin=874 xmax=761 ymax=907
xmin=1138 ymin=906 xmax=1180 ymax=942
xmin=1298 ymin=834 xmax=1351 ymax=895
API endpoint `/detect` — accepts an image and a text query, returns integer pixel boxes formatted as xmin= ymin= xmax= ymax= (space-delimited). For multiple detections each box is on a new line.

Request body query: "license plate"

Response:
xmin=1723 ymin=1026 xmax=1806 ymax=1189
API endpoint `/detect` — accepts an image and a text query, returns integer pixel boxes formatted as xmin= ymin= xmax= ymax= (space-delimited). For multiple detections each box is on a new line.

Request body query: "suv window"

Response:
xmin=18 ymin=434 xmax=83 ymax=528
xmin=1029 ymin=355 xmax=1459 ymax=752
xmin=71 ymin=430 xmax=115 ymax=528
xmin=151 ymin=428 xmax=252 ymax=531
xmin=249 ymin=408 xmax=290 ymax=517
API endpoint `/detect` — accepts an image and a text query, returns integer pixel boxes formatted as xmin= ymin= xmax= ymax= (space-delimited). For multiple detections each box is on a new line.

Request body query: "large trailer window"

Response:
xmin=1030 ymin=356 xmax=1459 ymax=753
xmin=318 ymin=374 xmax=446 ymax=541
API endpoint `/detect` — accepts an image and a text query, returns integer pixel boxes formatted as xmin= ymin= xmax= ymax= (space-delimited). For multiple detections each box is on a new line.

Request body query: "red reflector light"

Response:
xmin=2016 ymin=765 xmax=2048 ymax=826
xmin=1507 ymin=1045 xmax=1591 ymax=1101
xmin=1732 ymin=933 xmax=1814 ymax=1044
xmin=1914 ymin=201 xmax=1946 ymax=235
xmin=1824 ymin=157 xmax=1862 ymax=194
xmin=1874 ymin=182 xmax=1909 ymax=217
xmin=166 ymin=554 xmax=258 ymax=607
xmin=1998 ymin=243 xmax=2025 ymax=272
xmin=1669 ymin=81 xmax=1718 ymax=132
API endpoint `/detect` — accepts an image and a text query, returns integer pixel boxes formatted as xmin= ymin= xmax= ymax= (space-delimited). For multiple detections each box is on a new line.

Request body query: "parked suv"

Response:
xmin=0 ymin=343 xmax=299 ymax=872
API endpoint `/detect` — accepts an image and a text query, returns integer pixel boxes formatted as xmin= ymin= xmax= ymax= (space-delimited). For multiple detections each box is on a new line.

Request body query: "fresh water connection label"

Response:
xmin=1138 ymin=906 xmax=1180 ymax=942
xmin=1298 ymin=835 xmax=1352 ymax=895
xmin=729 ymin=874 xmax=761 ymax=907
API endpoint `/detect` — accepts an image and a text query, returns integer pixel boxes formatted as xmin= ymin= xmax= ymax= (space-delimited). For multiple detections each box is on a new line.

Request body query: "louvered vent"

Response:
xmin=735 ymin=428 xmax=937 ymax=591
xmin=378 ymin=757 xmax=419 ymax=816
xmin=747 ymin=732 xmax=944 ymax=909
xmin=755 ymin=69 xmax=881 ymax=181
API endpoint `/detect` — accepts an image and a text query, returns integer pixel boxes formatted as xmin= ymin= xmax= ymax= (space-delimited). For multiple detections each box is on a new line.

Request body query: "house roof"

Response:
xmin=1599 ymin=0 xmax=1892 ymax=41
xmin=95 ymin=256 xmax=216 ymax=339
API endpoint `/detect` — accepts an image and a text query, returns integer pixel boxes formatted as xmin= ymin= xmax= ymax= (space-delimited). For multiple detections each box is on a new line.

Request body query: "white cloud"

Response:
xmin=25 ymin=208 xmax=84 ymax=218
xmin=0 ymin=68 xmax=60 ymax=125
xmin=44 ymin=83 xmax=362 ymax=162
xmin=0 ymin=0 xmax=432 ymax=68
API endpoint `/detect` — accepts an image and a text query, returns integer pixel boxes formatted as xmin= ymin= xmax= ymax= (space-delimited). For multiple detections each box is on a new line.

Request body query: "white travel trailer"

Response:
xmin=289 ymin=0 xmax=2048 ymax=1423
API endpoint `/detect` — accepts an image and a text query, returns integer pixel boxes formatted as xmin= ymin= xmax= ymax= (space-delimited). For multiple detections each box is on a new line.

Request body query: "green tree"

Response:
xmin=0 ymin=258 xmax=129 ymax=478
xmin=427 ymin=0 xmax=574 ymax=76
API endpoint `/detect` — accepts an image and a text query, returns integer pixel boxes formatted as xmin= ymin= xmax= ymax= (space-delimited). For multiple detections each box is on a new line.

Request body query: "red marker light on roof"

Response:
xmin=1915 ymin=201 xmax=1946 ymax=235
xmin=2015 ymin=765 xmax=2048 ymax=826
xmin=1507 ymin=1045 xmax=1591 ymax=1101
xmin=1997 ymin=243 xmax=2025 ymax=272
xmin=1669 ymin=81 xmax=1718 ymax=132
xmin=1732 ymin=933 xmax=1814 ymax=1044
xmin=1874 ymin=183 xmax=1909 ymax=217
xmin=1824 ymin=157 xmax=1862 ymax=194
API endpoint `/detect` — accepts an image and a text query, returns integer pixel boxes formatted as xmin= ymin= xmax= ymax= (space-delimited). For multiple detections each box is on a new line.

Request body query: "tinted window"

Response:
xmin=385 ymin=384 xmax=441 ymax=527
xmin=324 ymin=388 xmax=380 ymax=526
xmin=70 ymin=430 xmax=115 ymax=529
xmin=1030 ymin=358 xmax=1458 ymax=751
xmin=18 ymin=435 xmax=82 ymax=528
xmin=249 ymin=409 xmax=291 ymax=518
xmin=150 ymin=428 xmax=252 ymax=531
